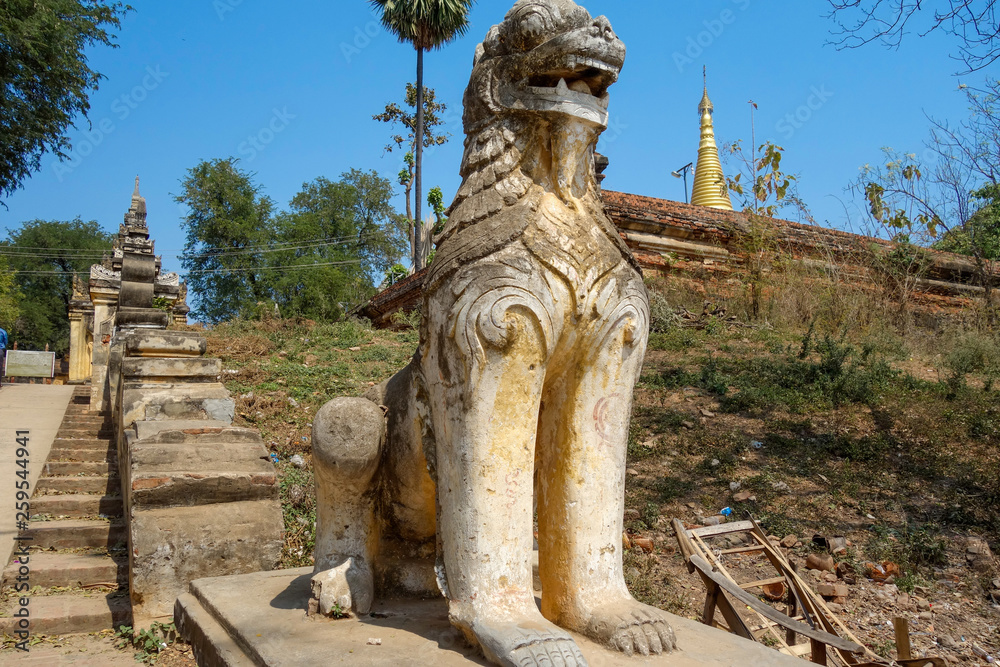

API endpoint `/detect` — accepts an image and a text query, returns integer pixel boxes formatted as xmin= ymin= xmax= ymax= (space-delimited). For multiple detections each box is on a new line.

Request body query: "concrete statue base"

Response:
xmin=175 ymin=567 xmax=802 ymax=667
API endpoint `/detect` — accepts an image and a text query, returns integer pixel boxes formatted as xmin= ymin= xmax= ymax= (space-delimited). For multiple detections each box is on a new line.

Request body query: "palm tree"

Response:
xmin=369 ymin=0 xmax=475 ymax=271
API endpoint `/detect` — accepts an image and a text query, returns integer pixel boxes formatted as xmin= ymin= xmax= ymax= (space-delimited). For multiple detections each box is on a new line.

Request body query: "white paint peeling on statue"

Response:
xmin=311 ymin=2 xmax=675 ymax=665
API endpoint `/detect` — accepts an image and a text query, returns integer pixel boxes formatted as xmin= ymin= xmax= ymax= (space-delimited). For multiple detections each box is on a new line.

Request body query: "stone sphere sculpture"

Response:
xmin=312 ymin=1 xmax=676 ymax=665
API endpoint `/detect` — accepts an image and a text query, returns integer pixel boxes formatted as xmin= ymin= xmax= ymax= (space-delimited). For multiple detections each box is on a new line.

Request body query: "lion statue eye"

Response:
xmin=511 ymin=8 xmax=553 ymax=50
xmin=520 ymin=10 xmax=549 ymax=40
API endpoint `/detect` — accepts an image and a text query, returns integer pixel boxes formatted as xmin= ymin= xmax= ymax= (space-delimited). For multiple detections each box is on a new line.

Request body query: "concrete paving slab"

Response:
xmin=177 ymin=567 xmax=805 ymax=667
xmin=0 ymin=384 xmax=75 ymax=565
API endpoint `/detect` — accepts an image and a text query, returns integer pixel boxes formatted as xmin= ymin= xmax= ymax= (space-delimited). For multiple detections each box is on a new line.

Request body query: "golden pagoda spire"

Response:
xmin=690 ymin=67 xmax=733 ymax=211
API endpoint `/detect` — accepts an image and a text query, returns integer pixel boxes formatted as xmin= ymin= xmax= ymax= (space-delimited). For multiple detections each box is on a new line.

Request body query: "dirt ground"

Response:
xmin=0 ymin=632 xmax=196 ymax=666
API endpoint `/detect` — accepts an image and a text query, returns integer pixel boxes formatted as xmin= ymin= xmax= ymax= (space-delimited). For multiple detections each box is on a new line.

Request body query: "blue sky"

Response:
xmin=0 ymin=0 xmax=987 ymax=275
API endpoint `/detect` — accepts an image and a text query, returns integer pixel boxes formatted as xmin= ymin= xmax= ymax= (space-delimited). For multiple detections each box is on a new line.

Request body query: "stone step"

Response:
xmin=0 ymin=593 xmax=130 ymax=636
xmin=51 ymin=437 xmax=112 ymax=449
xmin=24 ymin=519 xmax=126 ymax=550
xmin=48 ymin=447 xmax=114 ymax=462
xmin=62 ymin=413 xmax=108 ymax=422
xmin=36 ymin=476 xmax=119 ymax=495
xmin=63 ymin=412 xmax=105 ymax=420
xmin=30 ymin=494 xmax=123 ymax=518
xmin=57 ymin=427 xmax=115 ymax=438
xmin=2 ymin=553 xmax=124 ymax=589
xmin=60 ymin=421 xmax=111 ymax=431
xmin=43 ymin=460 xmax=115 ymax=476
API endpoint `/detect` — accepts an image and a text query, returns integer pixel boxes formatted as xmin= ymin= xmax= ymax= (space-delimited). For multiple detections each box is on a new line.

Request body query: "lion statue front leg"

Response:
xmin=420 ymin=263 xmax=587 ymax=666
xmin=420 ymin=250 xmax=675 ymax=666
xmin=534 ymin=284 xmax=676 ymax=657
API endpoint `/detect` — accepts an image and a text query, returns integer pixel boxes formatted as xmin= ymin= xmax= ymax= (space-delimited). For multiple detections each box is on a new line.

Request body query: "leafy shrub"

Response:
xmin=713 ymin=332 xmax=899 ymax=415
xmin=829 ymin=432 xmax=894 ymax=463
xmin=866 ymin=523 xmax=948 ymax=571
xmin=115 ymin=621 xmax=176 ymax=664
xmin=648 ymin=290 xmax=681 ymax=333
xmin=654 ymin=475 xmax=694 ymax=502
xmin=943 ymin=330 xmax=1000 ymax=394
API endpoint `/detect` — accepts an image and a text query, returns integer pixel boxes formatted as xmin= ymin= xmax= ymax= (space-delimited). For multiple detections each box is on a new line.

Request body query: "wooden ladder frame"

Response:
xmin=674 ymin=518 xmax=884 ymax=666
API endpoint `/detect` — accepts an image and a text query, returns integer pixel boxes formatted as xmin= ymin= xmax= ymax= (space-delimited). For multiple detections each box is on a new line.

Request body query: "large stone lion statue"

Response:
xmin=311 ymin=1 xmax=676 ymax=664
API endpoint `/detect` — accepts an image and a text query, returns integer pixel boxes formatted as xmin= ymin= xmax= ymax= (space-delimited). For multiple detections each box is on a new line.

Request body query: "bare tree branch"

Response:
xmin=826 ymin=1 xmax=999 ymax=73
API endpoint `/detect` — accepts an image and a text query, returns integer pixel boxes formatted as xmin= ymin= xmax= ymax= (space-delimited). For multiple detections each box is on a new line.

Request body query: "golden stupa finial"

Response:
xmin=698 ymin=66 xmax=713 ymax=115
xmin=690 ymin=67 xmax=733 ymax=211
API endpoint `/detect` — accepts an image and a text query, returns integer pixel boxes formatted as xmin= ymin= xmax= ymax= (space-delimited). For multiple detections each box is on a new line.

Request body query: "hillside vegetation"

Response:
xmin=202 ymin=277 xmax=1000 ymax=662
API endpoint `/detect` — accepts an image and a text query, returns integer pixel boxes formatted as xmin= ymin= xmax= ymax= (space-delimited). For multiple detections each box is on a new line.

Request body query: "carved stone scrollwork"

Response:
xmin=156 ymin=272 xmax=180 ymax=288
xmin=90 ymin=264 xmax=121 ymax=281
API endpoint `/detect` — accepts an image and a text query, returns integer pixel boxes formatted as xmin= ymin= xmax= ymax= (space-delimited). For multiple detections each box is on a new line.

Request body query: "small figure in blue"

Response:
xmin=0 ymin=326 xmax=7 ymax=388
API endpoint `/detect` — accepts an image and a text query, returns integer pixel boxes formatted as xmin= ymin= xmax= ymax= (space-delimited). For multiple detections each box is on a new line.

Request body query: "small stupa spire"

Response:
xmin=690 ymin=67 xmax=733 ymax=211
xmin=124 ymin=175 xmax=148 ymax=229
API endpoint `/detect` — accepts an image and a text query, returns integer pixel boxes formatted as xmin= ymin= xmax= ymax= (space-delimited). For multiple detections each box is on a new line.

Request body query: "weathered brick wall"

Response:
xmin=358 ymin=190 xmax=996 ymax=327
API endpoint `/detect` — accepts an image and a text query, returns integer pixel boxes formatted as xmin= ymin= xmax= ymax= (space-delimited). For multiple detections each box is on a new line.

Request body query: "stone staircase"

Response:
xmin=0 ymin=387 xmax=131 ymax=635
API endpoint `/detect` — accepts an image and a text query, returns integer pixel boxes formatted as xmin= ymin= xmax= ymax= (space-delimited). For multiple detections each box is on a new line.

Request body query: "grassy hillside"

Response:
xmin=203 ymin=282 xmax=1000 ymax=661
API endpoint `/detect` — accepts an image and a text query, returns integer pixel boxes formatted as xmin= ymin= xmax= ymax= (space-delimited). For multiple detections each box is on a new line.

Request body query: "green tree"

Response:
xmin=0 ymin=218 xmax=113 ymax=352
xmin=370 ymin=0 xmax=474 ymax=270
xmin=0 ymin=257 xmax=21 ymax=333
xmin=428 ymin=185 xmax=447 ymax=233
xmin=177 ymin=159 xmax=406 ymax=323
xmin=726 ymin=140 xmax=806 ymax=320
xmin=373 ymin=83 xmax=451 ymax=267
xmin=854 ymin=79 xmax=1000 ymax=317
xmin=934 ymin=184 xmax=1000 ymax=260
xmin=175 ymin=158 xmax=275 ymax=324
xmin=0 ymin=1 xmax=131 ymax=200
xmin=269 ymin=170 xmax=407 ymax=319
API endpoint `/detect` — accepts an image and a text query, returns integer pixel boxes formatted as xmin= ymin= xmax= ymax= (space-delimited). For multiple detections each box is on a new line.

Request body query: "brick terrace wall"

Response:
xmin=357 ymin=190 xmax=996 ymax=326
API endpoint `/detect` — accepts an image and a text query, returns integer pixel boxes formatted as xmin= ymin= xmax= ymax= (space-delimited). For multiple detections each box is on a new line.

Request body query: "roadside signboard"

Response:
xmin=3 ymin=351 xmax=56 ymax=378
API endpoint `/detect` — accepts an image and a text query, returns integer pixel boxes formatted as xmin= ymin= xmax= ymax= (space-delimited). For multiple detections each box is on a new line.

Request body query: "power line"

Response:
xmin=0 ymin=232 xmax=383 ymax=257
xmin=183 ymin=260 xmax=364 ymax=274
xmin=10 ymin=259 xmax=364 ymax=276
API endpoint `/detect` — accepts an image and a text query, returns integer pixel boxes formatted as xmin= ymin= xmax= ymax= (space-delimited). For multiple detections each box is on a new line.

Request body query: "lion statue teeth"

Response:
xmin=311 ymin=1 xmax=676 ymax=665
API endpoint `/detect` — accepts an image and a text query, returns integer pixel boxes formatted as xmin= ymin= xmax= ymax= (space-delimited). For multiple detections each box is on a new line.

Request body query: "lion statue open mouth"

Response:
xmin=311 ymin=2 xmax=676 ymax=665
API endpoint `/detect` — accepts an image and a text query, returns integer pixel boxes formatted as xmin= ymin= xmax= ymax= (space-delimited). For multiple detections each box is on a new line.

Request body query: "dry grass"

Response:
xmin=202 ymin=271 xmax=1000 ymax=657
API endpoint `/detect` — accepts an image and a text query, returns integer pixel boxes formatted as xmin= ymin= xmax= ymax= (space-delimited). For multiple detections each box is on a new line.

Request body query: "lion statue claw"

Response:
xmin=312 ymin=1 xmax=676 ymax=664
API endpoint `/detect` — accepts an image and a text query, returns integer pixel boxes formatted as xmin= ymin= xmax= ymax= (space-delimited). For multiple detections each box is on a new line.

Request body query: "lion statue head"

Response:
xmin=429 ymin=0 xmax=631 ymax=287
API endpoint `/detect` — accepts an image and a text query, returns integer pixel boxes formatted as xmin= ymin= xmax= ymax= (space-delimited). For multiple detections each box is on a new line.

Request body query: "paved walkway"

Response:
xmin=0 ymin=384 xmax=75 ymax=566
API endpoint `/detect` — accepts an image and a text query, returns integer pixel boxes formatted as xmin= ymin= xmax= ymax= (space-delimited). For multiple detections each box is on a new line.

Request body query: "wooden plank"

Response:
xmin=689 ymin=556 xmax=863 ymax=654
xmin=745 ymin=528 xmax=863 ymax=667
xmin=740 ymin=576 xmax=787 ymax=589
xmin=894 ymin=618 xmax=911 ymax=660
xmin=672 ymin=518 xmax=697 ymax=574
xmin=788 ymin=643 xmax=813 ymax=656
xmin=720 ymin=545 xmax=766 ymax=555
xmin=694 ymin=569 xmax=755 ymax=641
xmin=812 ymin=638 xmax=828 ymax=665
xmin=687 ymin=520 xmax=756 ymax=539
xmin=691 ymin=532 xmax=792 ymax=651
xmin=702 ymin=582 xmax=719 ymax=626
xmin=786 ymin=599 xmax=798 ymax=647
xmin=750 ymin=615 xmax=806 ymax=633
